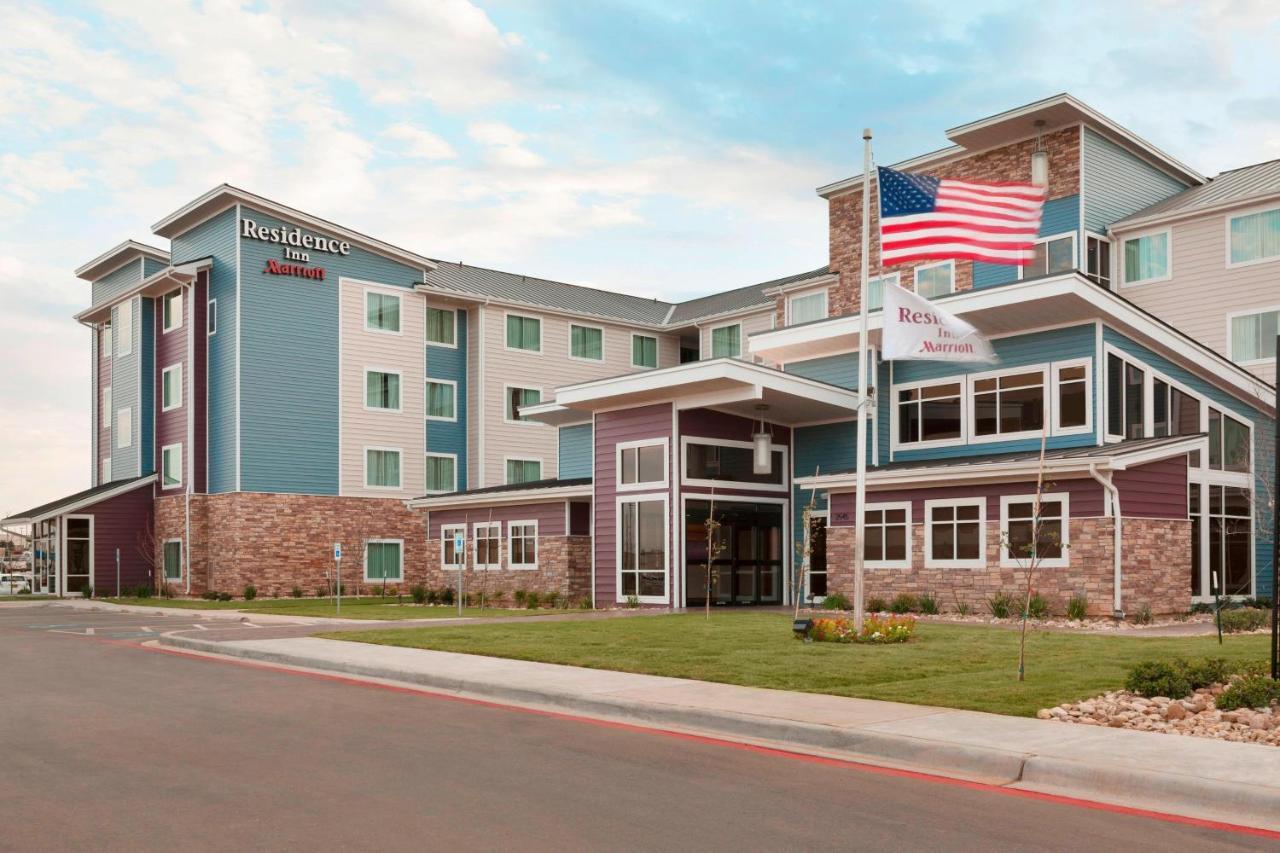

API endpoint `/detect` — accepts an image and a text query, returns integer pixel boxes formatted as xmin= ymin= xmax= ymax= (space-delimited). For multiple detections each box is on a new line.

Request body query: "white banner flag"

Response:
xmin=880 ymin=283 xmax=996 ymax=362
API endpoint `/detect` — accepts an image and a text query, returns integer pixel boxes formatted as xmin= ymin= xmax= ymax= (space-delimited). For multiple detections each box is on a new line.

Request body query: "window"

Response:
xmin=101 ymin=322 xmax=112 ymax=358
xmin=508 ymin=521 xmax=538 ymax=569
xmin=1228 ymin=207 xmax=1280 ymax=266
xmin=1000 ymin=495 xmax=1068 ymax=568
xmin=505 ymin=386 xmax=540 ymax=423
xmin=897 ymin=381 xmax=962 ymax=445
xmin=163 ymin=540 xmax=182 ymax=581
xmin=788 ymin=290 xmax=827 ymax=324
xmin=864 ymin=503 xmax=910 ymax=568
xmin=1209 ymin=485 xmax=1252 ymax=596
xmin=116 ymin=301 xmax=132 ymax=356
xmin=100 ymin=457 xmax=111 ymax=484
xmin=1229 ymin=309 xmax=1279 ymax=364
xmin=619 ymin=496 xmax=667 ymax=600
xmin=1208 ymin=408 xmax=1251 ymax=474
xmin=1106 ymin=354 xmax=1145 ymax=440
xmin=116 ymin=408 xmax=132 ymax=449
xmin=365 ymin=370 xmax=401 ymax=411
xmin=426 ymin=380 xmax=456 ymax=420
xmin=364 ymin=540 xmax=403 ymax=581
xmin=426 ymin=307 xmax=455 ymax=346
xmin=366 ymin=291 xmax=401 ymax=333
xmin=618 ymin=440 xmax=667 ymax=488
xmin=1053 ymin=363 xmax=1089 ymax=433
xmin=632 ymin=334 xmax=658 ymax=368
xmin=1086 ymin=235 xmax=1111 ymax=287
xmin=1024 ymin=234 xmax=1075 ymax=278
xmin=925 ymin=500 xmax=985 ymax=568
xmin=162 ymin=289 xmax=183 ymax=333
xmin=710 ymin=324 xmax=741 ymax=358
xmin=1122 ymin=231 xmax=1169 ymax=284
xmin=161 ymin=443 xmax=182 ymax=489
xmin=683 ymin=439 xmax=785 ymax=489
xmin=162 ymin=364 xmax=182 ymax=411
xmin=102 ymin=386 xmax=111 ymax=428
xmin=473 ymin=522 xmax=501 ymax=570
xmin=506 ymin=314 xmax=541 ymax=352
xmin=972 ymin=369 xmax=1045 ymax=439
xmin=569 ymin=324 xmax=604 ymax=361
xmin=1123 ymin=363 xmax=1145 ymax=440
xmin=208 ymin=299 xmax=217 ymax=336
xmin=505 ymin=458 xmax=542 ymax=484
xmin=441 ymin=525 xmax=466 ymax=569
xmin=866 ymin=273 xmax=899 ymax=312
xmin=365 ymin=448 xmax=402 ymax=489
xmin=914 ymin=261 xmax=953 ymax=298
xmin=425 ymin=453 xmax=456 ymax=494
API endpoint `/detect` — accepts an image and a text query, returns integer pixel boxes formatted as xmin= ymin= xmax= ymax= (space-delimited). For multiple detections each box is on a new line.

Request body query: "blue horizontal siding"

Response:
xmin=1082 ymin=128 xmax=1188 ymax=233
xmin=427 ymin=316 xmax=468 ymax=491
xmin=973 ymin=195 xmax=1080 ymax=290
xmin=972 ymin=262 xmax=1017 ymax=289
xmin=139 ymin=297 xmax=154 ymax=474
xmin=557 ymin=423 xmax=593 ymax=479
xmin=91 ymin=258 xmax=143 ymax=307
xmin=109 ymin=297 xmax=141 ymax=480
xmin=793 ymin=419 xmax=857 ymax=551
xmin=143 ymin=257 xmax=168 ymax=278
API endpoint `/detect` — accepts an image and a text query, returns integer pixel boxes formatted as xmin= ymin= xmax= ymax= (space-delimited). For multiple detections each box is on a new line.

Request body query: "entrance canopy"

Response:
xmin=521 ymin=357 xmax=863 ymax=426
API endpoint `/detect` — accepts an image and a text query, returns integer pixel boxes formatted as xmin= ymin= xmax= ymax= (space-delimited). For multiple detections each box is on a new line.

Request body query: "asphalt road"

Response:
xmin=0 ymin=605 xmax=1273 ymax=852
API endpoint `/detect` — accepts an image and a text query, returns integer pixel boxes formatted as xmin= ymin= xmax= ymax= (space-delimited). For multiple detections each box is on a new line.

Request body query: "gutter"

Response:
xmin=1089 ymin=463 xmax=1124 ymax=617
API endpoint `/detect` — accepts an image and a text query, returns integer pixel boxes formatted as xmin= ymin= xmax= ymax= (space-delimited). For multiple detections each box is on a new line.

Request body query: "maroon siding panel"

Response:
xmin=154 ymin=281 xmax=188 ymax=494
xmin=428 ymin=501 xmax=566 ymax=539
xmin=193 ymin=271 xmax=208 ymax=494
xmin=828 ymin=475 xmax=1106 ymax=526
xmin=593 ymin=403 xmax=673 ymax=603
xmin=569 ymin=501 xmax=591 ymax=536
xmin=85 ymin=484 xmax=155 ymax=593
xmin=1115 ymin=455 xmax=1189 ymax=519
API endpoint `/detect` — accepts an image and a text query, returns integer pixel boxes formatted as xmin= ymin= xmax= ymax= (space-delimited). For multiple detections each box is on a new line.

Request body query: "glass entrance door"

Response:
xmin=685 ymin=500 xmax=784 ymax=606
xmin=64 ymin=517 xmax=92 ymax=595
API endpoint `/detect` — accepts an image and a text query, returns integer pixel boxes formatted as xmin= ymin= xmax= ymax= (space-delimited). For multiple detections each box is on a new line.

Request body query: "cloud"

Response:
xmin=383 ymin=123 xmax=458 ymax=160
xmin=468 ymin=121 xmax=546 ymax=167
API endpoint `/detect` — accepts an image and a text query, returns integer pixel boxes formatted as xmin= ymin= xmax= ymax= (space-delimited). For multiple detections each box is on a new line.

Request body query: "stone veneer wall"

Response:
xmin=421 ymin=535 xmax=592 ymax=602
xmin=825 ymin=517 xmax=1189 ymax=616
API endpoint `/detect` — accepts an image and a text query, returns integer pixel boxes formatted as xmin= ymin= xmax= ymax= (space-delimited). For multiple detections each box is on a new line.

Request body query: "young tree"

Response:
xmin=792 ymin=469 xmax=820 ymax=619
xmin=703 ymin=492 xmax=727 ymax=620
xmin=999 ymin=424 xmax=1057 ymax=682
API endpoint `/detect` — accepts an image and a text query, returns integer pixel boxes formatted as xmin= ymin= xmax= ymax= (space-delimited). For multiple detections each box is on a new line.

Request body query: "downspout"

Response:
xmin=1089 ymin=463 xmax=1123 ymax=617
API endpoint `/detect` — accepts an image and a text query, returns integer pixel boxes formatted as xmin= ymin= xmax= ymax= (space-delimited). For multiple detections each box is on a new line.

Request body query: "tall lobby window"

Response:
xmin=914 ymin=261 xmax=954 ymax=298
xmin=1001 ymin=495 xmax=1067 ymax=567
xmin=474 ymin=523 xmax=501 ymax=569
xmin=925 ymin=500 xmax=985 ymax=568
xmin=508 ymin=521 xmax=538 ymax=569
xmin=116 ymin=407 xmax=132 ymax=448
xmin=505 ymin=386 xmax=540 ymax=423
xmin=506 ymin=314 xmax=541 ymax=352
xmin=505 ymin=458 xmax=541 ymax=484
xmin=116 ymin=301 xmax=133 ymax=356
xmin=162 ymin=364 xmax=182 ymax=411
xmin=619 ymin=441 xmax=666 ymax=487
xmin=865 ymin=503 xmax=910 ymax=568
xmin=365 ymin=370 xmax=401 ymax=411
xmin=366 ymin=291 xmax=401 ymax=333
xmin=1086 ymin=235 xmax=1111 ymax=287
xmin=425 ymin=454 xmax=456 ymax=494
xmin=1209 ymin=485 xmax=1252 ymax=595
xmin=1122 ymin=231 xmax=1169 ymax=284
xmin=1228 ymin=207 xmax=1280 ymax=266
xmin=1106 ymin=354 xmax=1144 ymax=440
xmin=570 ymin=324 xmax=604 ymax=361
xmin=163 ymin=540 xmax=182 ymax=582
xmin=101 ymin=321 xmax=112 ymax=359
xmin=620 ymin=497 xmax=666 ymax=600
xmin=364 ymin=540 xmax=403 ymax=582
xmin=897 ymin=381 xmax=962 ymax=444
xmin=1053 ymin=363 xmax=1089 ymax=432
xmin=161 ymin=443 xmax=182 ymax=489
xmin=972 ymin=370 xmax=1044 ymax=438
xmin=365 ymin=448 xmax=402 ymax=489
xmin=1208 ymin=408 xmax=1251 ymax=474
xmin=1229 ymin=309 xmax=1279 ymax=364
xmin=684 ymin=440 xmax=784 ymax=487
xmin=426 ymin=380 xmax=455 ymax=420
xmin=788 ymin=290 xmax=827 ymax=325
xmin=162 ymin=289 xmax=183 ymax=333
xmin=1024 ymin=235 xmax=1074 ymax=278
xmin=632 ymin=334 xmax=658 ymax=368
xmin=866 ymin=273 xmax=899 ymax=312
xmin=426 ymin=307 xmax=455 ymax=346
xmin=710 ymin=324 xmax=741 ymax=358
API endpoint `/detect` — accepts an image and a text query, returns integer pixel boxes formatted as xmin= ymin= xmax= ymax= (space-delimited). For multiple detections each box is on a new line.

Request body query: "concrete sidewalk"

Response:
xmin=159 ymin=631 xmax=1280 ymax=832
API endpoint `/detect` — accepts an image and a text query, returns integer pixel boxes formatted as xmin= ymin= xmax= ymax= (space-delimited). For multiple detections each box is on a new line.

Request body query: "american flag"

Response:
xmin=877 ymin=165 xmax=1046 ymax=266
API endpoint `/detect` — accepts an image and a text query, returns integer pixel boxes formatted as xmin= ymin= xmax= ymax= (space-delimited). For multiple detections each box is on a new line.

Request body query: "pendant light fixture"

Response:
xmin=1031 ymin=119 xmax=1049 ymax=188
xmin=752 ymin=404 xmax=772 ymax=475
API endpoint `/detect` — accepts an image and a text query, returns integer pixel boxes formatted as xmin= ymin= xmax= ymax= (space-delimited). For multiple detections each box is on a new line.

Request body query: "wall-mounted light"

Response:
xmin=1031 ymin=119 xmax=1049 ymax=188
xmin=752 ymin=404 xmax=772 ymax=475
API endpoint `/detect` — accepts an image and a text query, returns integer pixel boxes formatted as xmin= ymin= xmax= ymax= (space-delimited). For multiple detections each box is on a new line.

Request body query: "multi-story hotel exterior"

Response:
xmin=7 ymin=94 xmax=1276 ymax=616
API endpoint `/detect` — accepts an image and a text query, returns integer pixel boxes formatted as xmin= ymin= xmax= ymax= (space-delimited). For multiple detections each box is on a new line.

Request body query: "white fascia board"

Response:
xmin=816 ymin=145 xmax=964 ymax=198
xmin=760 ymin=272 xmax=839 ymax=298
xmin=75 ymin=240 xmax=171 ymax=281
xmin=1109 ymin=189 xmax=1280 ymax=235
xmin=407 ymin=484 xmax=592 ymax=510
xmin=797 ymin=458 xmax=1109 ymax=492
xmin=1108 ymin=436 xmax=1209 ymax=470
xmin=73 ymin=260 xmax=211 ymax=323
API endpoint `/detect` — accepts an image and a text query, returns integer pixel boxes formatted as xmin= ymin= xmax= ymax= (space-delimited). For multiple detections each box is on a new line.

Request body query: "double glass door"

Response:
xmin=685 ymin=500 xmax=783 ymax=606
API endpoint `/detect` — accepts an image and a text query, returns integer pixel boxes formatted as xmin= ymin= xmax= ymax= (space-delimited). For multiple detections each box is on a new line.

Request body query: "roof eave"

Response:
xmin=75 ymin=240 xmax=171 ymax=281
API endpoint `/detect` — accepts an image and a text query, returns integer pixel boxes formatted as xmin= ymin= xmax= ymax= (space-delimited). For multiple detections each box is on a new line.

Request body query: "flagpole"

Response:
xmin=853 ymin=128 xmax=873 ymax=634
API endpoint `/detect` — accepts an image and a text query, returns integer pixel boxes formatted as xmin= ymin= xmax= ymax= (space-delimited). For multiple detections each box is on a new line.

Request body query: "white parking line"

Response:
xmin=141 ymin=626 xmax=154 ymax=633
xmin=192 ymin=623 xmax=207 ymax=630
xmin=86 ymin=627 xmax=94 ymax=635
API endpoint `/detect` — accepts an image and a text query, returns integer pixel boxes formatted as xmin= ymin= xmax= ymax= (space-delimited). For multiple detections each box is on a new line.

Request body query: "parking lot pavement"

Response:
xmin=0 ymin=601 xmax=270 ymax=643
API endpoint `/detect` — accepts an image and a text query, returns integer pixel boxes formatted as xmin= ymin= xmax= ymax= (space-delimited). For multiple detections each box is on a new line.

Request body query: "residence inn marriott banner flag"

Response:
xmin=881 ymin=283 xmax=996 ymax=362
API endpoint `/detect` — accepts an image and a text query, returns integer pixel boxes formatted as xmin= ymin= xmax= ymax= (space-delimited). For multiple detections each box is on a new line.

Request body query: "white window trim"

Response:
xmin=786 ymin=287 xmax=829 ymax=325
xmin=363 ymin=538 xmax=404 ymax=582
xmin=864 ymin=501 xmax=912 ymax=569
xmin=503 ymin=456 xmax=544 ymax=485
xmin=503 ymin=383 xmax=543 ymax=426
xmin=966 ymin=364 xmax=1050 ymax=445
xmin=631 ymin=332 xmax=659 ymax=369
xmin=708 ymin=321 xmax=743 ymax=359
xmin=679 ymin=435 xmax=789 ymax=493
xmin=116 ymin=407 xmax=132 ymax=449
xmin=913 ymin=259 xmax=955 ymax=297
xmin=503 ymin=311 xmax=543 ymax=355
xmin=890 ymin=376 xmax=967 ymax=452
xmin=999 ymin=493 xmax=1070 ymax=569
xmin=363 ymin=446 xmax=404 ymax=491
xmin=616 ymin=437 xmax=670 ymax=492
xmin=363 ymin=367 xmax=404 ymax=413
xmin=363 ymin=287 xmax=404 ymax=336
xmin=473 ymin=522 xmax=502 ymax=570
xmin=615 ymin=492 xmax=670 ymax=604
xmin=116 ymin=301 xmax=133 ymax=357
xmin=1119 ymin=227 xmax=1173 ymax=287
xmin=507 ymin=519 xmax=539 ymax=570
xmin=162 ymin=289 xmax=183 ymax=334
xmin=424 ymin=452 xmax=458 ymax=495
xmin=1224 ymin=304 xmax=1280 ymax=367
xmin=426 ymin=305 xmax=458 ymax=349
xmin=162 ymin=537 xmax=183 ymax=582
xmin=923 ymin=497 xmax=987 ymax=569
xmin=1050 ymin=358 xmax=1093 ymax=436
xmin=567 ymin=322 xmax=606 ymax=363
xmin=161 ymin=363 xmax=183 ymax=412
xmin=207 ymin=299 xmax=217 ymax=336
xmin=441 ymin=524 xmax=467 ymax=570
xmin=1085 ymin=234 xmax=1113 ymax=288
xmin=425 ymin=378 xmax=458 ymax=422
xmin=161 ymin=443 xmax=183 ymax=490
xmin=1018 ymin=232 xmax=1078 ymax=280
xmin=1225 ymin=202 xmax=1280 ymax=270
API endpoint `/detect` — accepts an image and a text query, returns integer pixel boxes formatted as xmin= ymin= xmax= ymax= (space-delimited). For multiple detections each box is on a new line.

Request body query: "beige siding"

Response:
xmin=466 ymin=306 xmax=481 ymax=490
xmin=698 ymin=308 xmax=776 ymax=364
xmin=1117 ymin=208 xmax=1279 ymax=385
xmin=339 ymin=279 xmax=426 ymax=497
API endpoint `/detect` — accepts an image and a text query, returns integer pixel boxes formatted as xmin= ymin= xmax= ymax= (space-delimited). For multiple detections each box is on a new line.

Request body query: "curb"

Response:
xmin=59 ymin=599 xmax=334 ymax=625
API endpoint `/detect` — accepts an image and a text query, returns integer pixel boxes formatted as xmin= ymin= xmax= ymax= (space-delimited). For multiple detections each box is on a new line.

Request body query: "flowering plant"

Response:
xmin=810 ymin=615 xmax=916 ymax=644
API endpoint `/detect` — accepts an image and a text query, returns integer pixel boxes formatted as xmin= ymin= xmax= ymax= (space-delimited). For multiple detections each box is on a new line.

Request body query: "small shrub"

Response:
xmin=918 ymin=593 xmax=938 ymax=615
xmin=954 ymin=601 xmax=971 ymax=616
xmin=290 ymin=585 xmax=303 ymax=599
xmin=425 ymin=587 xmax=439 ymax=605
xmin=243 ymin=584 xmax=257 ymax=601
xmin=821 ymin=592 xmax=851 ymax=611
xmin=217 ymin=591 xmax=233 ymax=601
xmin=889 ymin=593 xmax=917 ymax=614
xmin=17 ymin=587 xmax=31 ymax=595
xmin=1024 ymin=593 xmax=1050 ymax=620
xmin=440 ymin=587 xmax=455 ymax=606
xmin=514 ymin=589 xmax=528 ymax=606
xmin=1242 ymin=596 xmax=1272 ymax=610
xmin=315 ymin=585 xmax=329 ymax=598
xmin=1185 ymin=658 xmax=1230 ymax=690
xmin=578 ymin=597 xmax=592 ymax=610
xmin=489 ymin=589 xmax=506 ymax=605
xmin=811 ymin=615 xmax=916 ymax=644
xmin=1221 ymin=608 xmax=1267 ymax=633
xmin=201 ymin=590 xmax=219 ymax=601
xmin=410 ymin=585 xmax=427 ymax=605
xmin=1125 ymin=660 xmax=1191 ymax=699
xmin=865 ymin=596 xmax=887 ymax=613
xmin=83 ymin=586 xmax=93 ymax=599
xmin=525 ymin=591 xmax=541 ymax=609
xmin=543 ymin=591 xmax=560 ymax=609
xmin=1131 ymin=603 xmax=1153 ymax=625
xmin=134 ymin=585 xmax=153 ymax=600
xmin=1216 ymin=675 xmax=1280 ymax=712
xmin=1066 ymin=595 xmax=1088 ymax=621
xmin=625 ymin=594 xmax=641 ymax=608
xmin=1236 ymin=659 xmax=1272 ymax=678
xmin=987 ymin=591 xmax=1015 ymax=619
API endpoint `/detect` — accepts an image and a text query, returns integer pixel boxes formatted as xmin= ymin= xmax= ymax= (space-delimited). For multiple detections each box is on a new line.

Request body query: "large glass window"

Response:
xmin=505 ymin=386 xmax=540 ymax=422
xmin=506 ymin=314 xmax=541 ymax=351
xmin=65 ymin=518 xmax=91 ymax=594
xmin=1026 ymin=235 xmax=1075 ymax=277
xmin=441 ymin=524 xmax=466 ymax=568
xmin=506 ymin=458 xmax=541 ymax=484
xmin=1189 ymin=485 xmax=1202 ymax=597
xmin=972 ymin=370 xmax=1044 ymax=438
xmin=163 ymin=540 xmax=182 ymax=582
xmin=1123 ymin=232 xmax=1169 ymax=283
xmin=570 ymin=324 xmax=603 ymax=360
xmin=426 ymin=381 xmax=455 ymax=420
xmin=365 ymin=541 xmax=403 ymax=581
xmin=366 ymin=292 xmax=401 ymax=333
xmin=620 ymin=498 xmax=666 ymax=599
xmin=865 ymin=504 xmax=909 ymax=567
xmin=915 ymin=262 xmax=953 ymax=298
xmin=426 ymin=307 xmax=455 ymax=346
xmin=161 ymin=444 xmax=182 ymax=489
xmin=1229 ymin=207 xmax=1280 ymax=266
xmin=1208 ymin=408 xmax=1250 ymax=473
xmin=619 ymin=442 xmax=666 ymax=486
xmin=1229 ymin=310 xmax=1279 ymax=363
xmin=508 ymin=522 xmax=538 ymax=569
xmin=365 ymin=449 xmax=401 ymax=489
xmin=162 ymin=364 xmax=182 ymax=411
xmin=632 ymin=334 xmax=658 ymax=368
xmin=926 ymin=501 xmax=985 ymax=567
xmin=474 ymin=523 xmax=501 ymax=569
xmin=425 ymin=454 xmax=456 ymax=494
xmin=1209 ymin=485 xmax=1251 ymax=596
xmin=684 ymin=441 xmax=784 ymax=487
xmin=710 ymin=324 xmax=741 ymax=358
xmin=788 ymin=290 xmax=827 ymax=324
xmin=365 ymin=370 xmax=401 ymax=411
xmin=162 ymin=289 xmax=183 ymax=332
xmin=1055 ymin=364 xmax=1088 ymax=431
xmin=1001 ymin=496 xmax=1067 ymax=567
xmin=897 ymin=382 xmax=962 ymax=444
xmin=1124 ymin=363 xmax=1145 ymax=439
xmin=1086 ymin=235 xmax=1111 ymax=287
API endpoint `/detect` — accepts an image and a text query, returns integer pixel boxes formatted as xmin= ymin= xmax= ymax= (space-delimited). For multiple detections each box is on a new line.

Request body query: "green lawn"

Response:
xmin=100 ymin=596 xmax=542 ymax=620
xmin=322 ymin=612 xmax=1272 ymax=716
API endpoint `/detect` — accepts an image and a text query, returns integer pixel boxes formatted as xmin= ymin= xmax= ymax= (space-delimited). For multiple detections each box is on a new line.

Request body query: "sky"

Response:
xmin=1 ymin=0 xmax=1278 ymax=519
